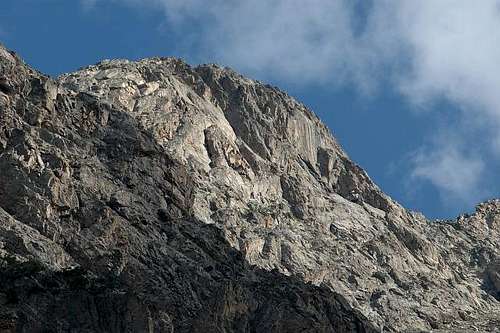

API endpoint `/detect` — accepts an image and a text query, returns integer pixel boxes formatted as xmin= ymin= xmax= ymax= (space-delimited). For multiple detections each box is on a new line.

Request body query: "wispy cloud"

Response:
xmin=80 ymin=0 xmax=100 ymax=10
xmin=84 ymin=0 xmax=500 ymax=209
xmin=410 ymin=132 xmax=488 ymax=206
xmin=389 ymin=1 xmax=500 ymax=207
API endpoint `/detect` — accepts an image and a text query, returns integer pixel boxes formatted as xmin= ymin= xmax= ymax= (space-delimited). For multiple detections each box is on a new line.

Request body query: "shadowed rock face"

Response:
xmin=0 ymin=44 xmax=498 ymax=332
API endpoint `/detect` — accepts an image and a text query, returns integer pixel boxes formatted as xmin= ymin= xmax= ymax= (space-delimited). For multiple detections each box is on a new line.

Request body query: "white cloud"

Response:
xmin=394 ymin=1 xmax=500 ymax=118
xmin=410 ymin=133 xmax=487 ymax=206
xmin=387 ymin=0 xmax=500 ymax=206
xmin=84 ymin=0 xmax=500 ymax=209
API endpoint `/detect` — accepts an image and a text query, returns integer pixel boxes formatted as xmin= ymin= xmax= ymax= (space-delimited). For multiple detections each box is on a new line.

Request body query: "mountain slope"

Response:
xmin=0 ymin=44 xmax=499 ymax=332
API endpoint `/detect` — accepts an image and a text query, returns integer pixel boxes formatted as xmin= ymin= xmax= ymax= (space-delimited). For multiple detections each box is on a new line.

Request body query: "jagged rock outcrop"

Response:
xmin=0 ymin=44 xmax=499 ymax=332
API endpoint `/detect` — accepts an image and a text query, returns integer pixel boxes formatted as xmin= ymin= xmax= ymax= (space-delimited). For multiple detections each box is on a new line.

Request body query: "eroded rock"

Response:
xmin=0 ymin=43 xmax=499 ymax=332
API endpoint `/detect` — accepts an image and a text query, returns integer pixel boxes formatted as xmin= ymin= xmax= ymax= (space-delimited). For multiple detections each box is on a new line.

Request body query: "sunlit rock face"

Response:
xmin=0 ymin=44 xmax=499 ymax=332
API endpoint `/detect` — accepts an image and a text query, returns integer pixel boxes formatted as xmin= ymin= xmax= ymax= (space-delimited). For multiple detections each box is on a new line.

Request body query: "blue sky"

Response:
xmin=2 ymin=0 xmax=499 ymax=219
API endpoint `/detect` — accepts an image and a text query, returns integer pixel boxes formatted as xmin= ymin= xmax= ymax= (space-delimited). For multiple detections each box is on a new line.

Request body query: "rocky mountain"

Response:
xmin=0 ymin=43 xmax=499 ymax=332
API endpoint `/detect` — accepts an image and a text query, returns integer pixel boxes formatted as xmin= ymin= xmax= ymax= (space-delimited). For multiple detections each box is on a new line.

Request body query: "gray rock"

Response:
xmin=0 ymin=43 xmax=499 ymax=332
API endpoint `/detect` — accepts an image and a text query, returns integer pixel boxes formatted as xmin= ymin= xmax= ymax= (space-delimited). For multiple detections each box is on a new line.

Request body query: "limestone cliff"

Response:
xmin=0 ymin=44 xmax=499 ymax=332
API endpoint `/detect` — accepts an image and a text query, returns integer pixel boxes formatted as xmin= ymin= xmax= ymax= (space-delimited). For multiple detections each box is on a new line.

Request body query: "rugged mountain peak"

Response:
xmin=0 ymin=44 xmax=26 ymax=97
xmin=59 ymin=55 xmax=394 ymax=216
xmin=0 ymin=43 xmax=18 ymax=63
xmin=0 ymin=45 xmax=499 ymax=332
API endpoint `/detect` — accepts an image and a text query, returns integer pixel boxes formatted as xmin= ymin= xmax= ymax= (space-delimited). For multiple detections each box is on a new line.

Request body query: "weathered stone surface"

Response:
xmin=0 ymin=43 xmax=499 ymax=332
